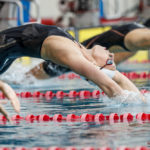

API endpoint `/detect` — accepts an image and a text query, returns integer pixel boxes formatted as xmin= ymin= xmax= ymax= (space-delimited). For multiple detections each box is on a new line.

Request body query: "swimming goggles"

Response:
xmin=100 ymin=59 xmax=113 ymax=70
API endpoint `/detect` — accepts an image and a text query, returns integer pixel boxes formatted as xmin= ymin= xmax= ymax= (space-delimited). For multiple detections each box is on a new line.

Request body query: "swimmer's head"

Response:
xmin=90 ymin=45 xmax=116 ymax=70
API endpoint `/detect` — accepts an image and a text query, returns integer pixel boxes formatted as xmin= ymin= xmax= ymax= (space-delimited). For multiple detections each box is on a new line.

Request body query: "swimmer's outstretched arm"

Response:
xmin=112 ymin=71 xmax=145 ymax=102
xmin=0 ymin=81 xmax=20 ymax=120
xmin=41 ymin=36 xmax=123 ymax=97
xmin=63 ymin=55 xmax=123 ymax=97
xmin=113 ymin=71 xmax=139 ymax=92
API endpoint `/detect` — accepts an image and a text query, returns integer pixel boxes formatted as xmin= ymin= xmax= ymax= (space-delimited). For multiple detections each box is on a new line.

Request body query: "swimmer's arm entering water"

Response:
xmin=113 ymin=71 xmax=146 ymax=102
xmin=66 ymin=55 xmax=124 ymax=97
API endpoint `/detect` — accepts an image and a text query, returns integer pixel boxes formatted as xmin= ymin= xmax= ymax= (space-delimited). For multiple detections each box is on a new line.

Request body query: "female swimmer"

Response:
xmin=0 ymin=23 xmax=144 ymax=99
xmin=28 ymin=22 xmax=150 ymax=78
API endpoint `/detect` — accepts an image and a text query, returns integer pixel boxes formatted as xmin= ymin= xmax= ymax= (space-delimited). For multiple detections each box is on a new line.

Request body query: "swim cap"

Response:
xmin=101 ymin=68 xmax=116 ymax=79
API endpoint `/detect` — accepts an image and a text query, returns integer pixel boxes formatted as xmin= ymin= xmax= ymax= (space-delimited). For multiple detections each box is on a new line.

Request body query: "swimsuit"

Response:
xmin=82 ymin=22 xmax=145 ymax=50
xmin=43 ymin=61 xmax=71 ymax=77
xmin=0 ymin=23 xmax=75 ymax=74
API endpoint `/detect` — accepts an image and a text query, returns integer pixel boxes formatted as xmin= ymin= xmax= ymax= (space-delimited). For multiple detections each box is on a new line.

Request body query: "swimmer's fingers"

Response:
xmin=0 ymin=81 xmax=20 ymax=113
xmin=0 ymin=104 xmax=11 ymax=121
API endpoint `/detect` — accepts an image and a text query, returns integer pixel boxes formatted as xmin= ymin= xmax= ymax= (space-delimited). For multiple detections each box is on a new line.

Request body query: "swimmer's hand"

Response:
xmin=0 ymin=104 xmax=11 ymax=122
xmin=0 ymin=81 xmax=20 ymax=113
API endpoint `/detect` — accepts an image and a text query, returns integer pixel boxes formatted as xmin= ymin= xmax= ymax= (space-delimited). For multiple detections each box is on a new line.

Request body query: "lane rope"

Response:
xmin=0 ymin=89 xmax=149 ymax=99
xmin=57 ymin=72 xmax=150 ymax=80
xmin=0 ymin=112 xmax=149 ymax=123
xmin=0 ymin=146 xmax=149 ymax=150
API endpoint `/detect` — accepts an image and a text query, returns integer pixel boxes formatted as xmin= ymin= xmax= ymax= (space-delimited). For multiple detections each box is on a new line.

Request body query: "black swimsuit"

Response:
xmin=0 ymin=23 xmax=75 ymax=74
xmin=82 ymin=22 xmax=145 ymax=50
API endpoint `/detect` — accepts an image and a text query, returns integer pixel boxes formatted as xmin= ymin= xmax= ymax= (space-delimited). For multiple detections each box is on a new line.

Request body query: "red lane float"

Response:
xmin=80 ymin=114 xmax=94 ymax=122
xmin=68 ymin=91 xmax=78 ymax=98
xmin=0 ymin=148 xmax=12 ymax=150
xmin=121 ymin=72 xmax=150 ymax=80
xmin=81 ymin=147 xmax=96 ymax=150
xmin=117 ymin=147 xmax=133 ymax=150
xmin=58 ymin=73 xmax=80 ymax=80
xmin=94 ymin=113 xmax=105 ymax=122
xmin=32 ymin=91 xmax=41 ymax=97
xmin=48 ymin=147 xmax=63 ymax=150
xmin=120 ymin=113 xmax=133 ymax=122
xmin=31 ymin=148 xmax=46 ymax=150
xmin=98 ymin=147 xmax=112 ymax=150
xmin=66 ymin=114 xmax=80 ymax=121
xmin=136 ymin=113 xmax=147 ymax=121
xmin=15 ymin=147 xmax=28 ymax=150
xmin=133 ymin=147 xmax=149 ymax=150
xmin=106 ymin=113 xmax=119 ymax=121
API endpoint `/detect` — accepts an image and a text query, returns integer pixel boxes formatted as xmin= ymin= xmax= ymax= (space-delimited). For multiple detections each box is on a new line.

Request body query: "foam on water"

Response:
xmin=113 ymin=90 xmax=143 ymax=104
xmin=100 ymin=90 xmax=145 ymax=105
xmin=0 ymin=59 xmax=95 ymax=90
xmin=0 ymin=58 xmax=43 ymax=85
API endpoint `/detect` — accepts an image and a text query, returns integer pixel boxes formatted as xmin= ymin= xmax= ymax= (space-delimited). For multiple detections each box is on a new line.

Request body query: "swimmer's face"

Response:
xmin=91 ymin=45 xmax=116 ymax=70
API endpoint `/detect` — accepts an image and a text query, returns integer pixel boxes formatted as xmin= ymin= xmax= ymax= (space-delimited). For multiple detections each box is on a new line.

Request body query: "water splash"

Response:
xmin=100 ymin=90 xmax=150 ymax=114
xmin=0 ymin=59 xmax=43 ymax=85
xmin=0 ymin=59 xmax=95 ymax=90
xmin=113 ymin=90 xmax=143 ymax=104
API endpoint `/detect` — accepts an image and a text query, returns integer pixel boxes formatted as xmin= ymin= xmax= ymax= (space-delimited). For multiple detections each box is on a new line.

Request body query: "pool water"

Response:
xmin=0 ymin=62 xmax=150 ymax=149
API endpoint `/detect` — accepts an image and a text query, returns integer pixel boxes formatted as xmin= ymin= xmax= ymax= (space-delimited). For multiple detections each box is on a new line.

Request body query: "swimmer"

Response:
xmin=0 ymin=23 xmax=144 ymax=99
xmin=0 ymin=80 xmax=20 ymax=121
xmin=27 ymin=22 xmax=150 ymax=78
xmin=82 ymin=22 xmax=149 ymax=64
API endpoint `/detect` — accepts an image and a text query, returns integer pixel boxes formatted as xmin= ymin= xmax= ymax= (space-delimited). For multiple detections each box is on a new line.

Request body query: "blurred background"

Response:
xmin=0 ymin=0 xmax=150 ymax=74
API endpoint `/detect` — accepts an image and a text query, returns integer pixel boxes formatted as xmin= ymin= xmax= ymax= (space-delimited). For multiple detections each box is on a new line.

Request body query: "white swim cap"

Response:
xmin=101 ymin=68 xmax=116 ymax=79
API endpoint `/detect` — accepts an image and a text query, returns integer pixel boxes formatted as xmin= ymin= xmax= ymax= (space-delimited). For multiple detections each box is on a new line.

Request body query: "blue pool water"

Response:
xmin=0 ymin=62 xmax=150 ymax=149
